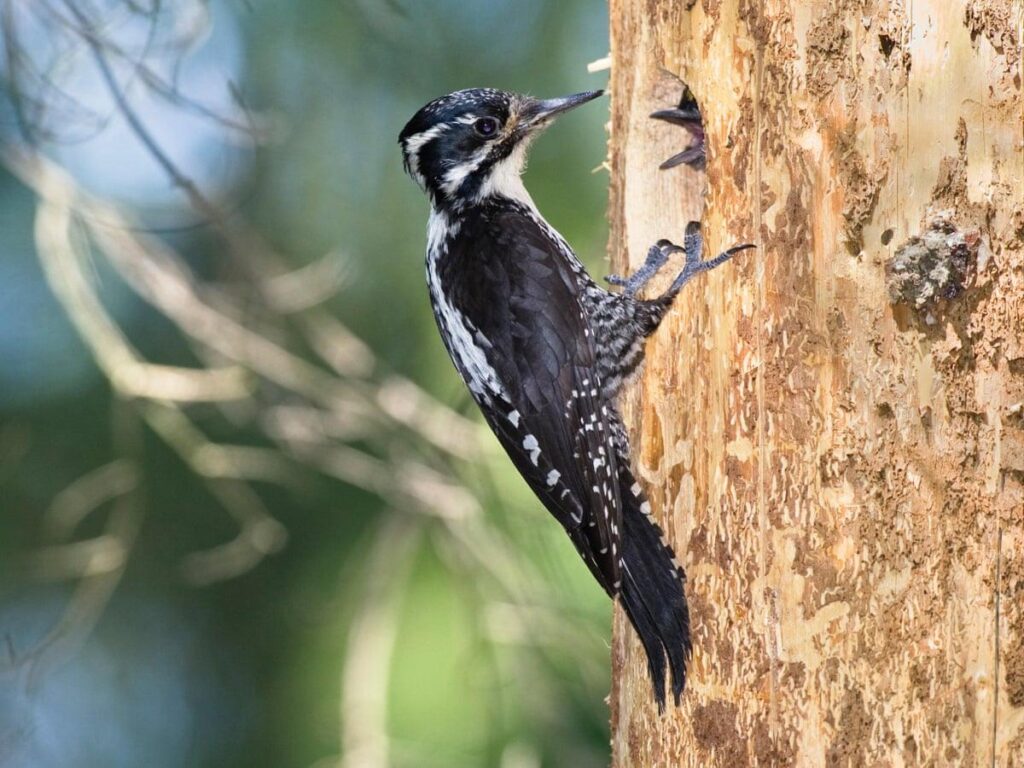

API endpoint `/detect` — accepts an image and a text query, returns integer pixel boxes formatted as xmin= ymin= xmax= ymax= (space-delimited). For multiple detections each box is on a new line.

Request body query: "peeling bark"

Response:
xmin=607 ymin=1 xmax=1024 ymax=765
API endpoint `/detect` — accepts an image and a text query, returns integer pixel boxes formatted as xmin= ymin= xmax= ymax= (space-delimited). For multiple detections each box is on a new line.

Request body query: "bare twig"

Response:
xmin=43 ymin=458 xmax=137 ymax=539
xmin=31 ymin=183 xmax=253 ymax=403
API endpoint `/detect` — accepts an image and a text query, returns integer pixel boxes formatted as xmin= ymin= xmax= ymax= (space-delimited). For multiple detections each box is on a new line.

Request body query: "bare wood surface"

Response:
xmin=607 ymin=1 xmax=1024 ymax=765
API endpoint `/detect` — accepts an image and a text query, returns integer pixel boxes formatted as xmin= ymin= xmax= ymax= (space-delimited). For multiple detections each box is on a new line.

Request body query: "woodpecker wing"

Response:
xmin=436 ymin=204 xmax=623 ymax=589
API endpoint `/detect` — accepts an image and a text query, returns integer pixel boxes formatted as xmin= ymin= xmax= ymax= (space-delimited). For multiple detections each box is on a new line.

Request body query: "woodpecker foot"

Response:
xmin=651 ymin=87 xmax=706 ymax=171
xmin=605 ymin=241 xmax=673 ymax=297
xmin=661 ymin=222 xmax=755 ymax=297
xmin=606 ymin=224 xmax=753 ymax=297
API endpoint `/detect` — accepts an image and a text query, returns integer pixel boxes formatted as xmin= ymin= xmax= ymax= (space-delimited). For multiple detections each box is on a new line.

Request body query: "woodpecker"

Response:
xmin=399 ymin=87 xmax=751 ymax=708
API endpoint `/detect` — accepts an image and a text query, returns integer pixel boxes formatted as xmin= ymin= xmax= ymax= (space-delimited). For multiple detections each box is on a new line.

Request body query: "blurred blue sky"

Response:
xmin=0 ymin=589 xmax=248 ymax=768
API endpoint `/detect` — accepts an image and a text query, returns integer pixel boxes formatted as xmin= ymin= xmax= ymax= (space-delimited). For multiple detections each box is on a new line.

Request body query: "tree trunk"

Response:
xmin=607 ymin=1 xmax=1024 ymax=765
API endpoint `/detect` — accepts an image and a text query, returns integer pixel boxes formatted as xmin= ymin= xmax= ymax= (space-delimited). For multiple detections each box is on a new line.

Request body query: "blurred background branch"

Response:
xmin=0 ymin=1 xmax=613 ymax=765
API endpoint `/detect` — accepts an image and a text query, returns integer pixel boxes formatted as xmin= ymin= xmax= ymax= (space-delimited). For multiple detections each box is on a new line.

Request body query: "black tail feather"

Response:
xmin=617 ymin=475 xmax=692 ymax=708
xmin=619 ymin=559 xmax=670 ymax=706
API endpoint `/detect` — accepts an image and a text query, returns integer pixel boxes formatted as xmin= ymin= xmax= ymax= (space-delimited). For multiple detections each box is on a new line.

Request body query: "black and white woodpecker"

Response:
xmin=399 ymin=87 xmax=752 ymax=708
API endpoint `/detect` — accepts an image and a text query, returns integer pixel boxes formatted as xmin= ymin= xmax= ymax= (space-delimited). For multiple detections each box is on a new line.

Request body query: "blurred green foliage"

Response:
xmin=0 ymin=2 xmax=613 ymax=766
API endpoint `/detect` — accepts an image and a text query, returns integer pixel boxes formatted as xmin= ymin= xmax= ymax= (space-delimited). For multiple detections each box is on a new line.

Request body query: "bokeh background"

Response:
xmin=0 ymin=1 xmax=614 ymax=766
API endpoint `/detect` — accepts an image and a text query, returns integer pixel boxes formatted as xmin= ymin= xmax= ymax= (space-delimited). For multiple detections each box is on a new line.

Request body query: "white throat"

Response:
xmin=476 ymin=142 xmax=535 ymax=208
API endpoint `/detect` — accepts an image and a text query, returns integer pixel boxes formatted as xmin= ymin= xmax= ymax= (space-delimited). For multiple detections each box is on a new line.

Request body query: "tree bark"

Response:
xmin=607 ymin=1 xmax=1024 ymax=765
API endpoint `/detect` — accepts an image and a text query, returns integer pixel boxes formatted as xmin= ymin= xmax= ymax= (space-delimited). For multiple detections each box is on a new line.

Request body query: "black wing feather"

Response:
xmin=439 ymin=205 xmax=623 ymax=589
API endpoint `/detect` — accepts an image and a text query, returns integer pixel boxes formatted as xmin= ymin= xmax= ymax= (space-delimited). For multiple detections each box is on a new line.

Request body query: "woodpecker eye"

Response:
xmin=473 ymin=117 xmax=500 ymax=137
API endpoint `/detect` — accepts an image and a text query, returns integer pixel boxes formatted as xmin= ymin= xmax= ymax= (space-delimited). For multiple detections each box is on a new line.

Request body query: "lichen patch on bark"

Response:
xmin=885 ymin=212 xmax=980 ymax=315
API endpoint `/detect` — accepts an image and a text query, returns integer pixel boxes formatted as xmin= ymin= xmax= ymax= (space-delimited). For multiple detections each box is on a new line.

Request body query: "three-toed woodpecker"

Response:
xmin=399 ymin=87 xmax=751 ymax=708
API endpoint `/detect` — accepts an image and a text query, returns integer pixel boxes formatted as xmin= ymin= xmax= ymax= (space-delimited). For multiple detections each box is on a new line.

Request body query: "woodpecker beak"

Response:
xmin=519 ymin=90 xmax=604 ymax=129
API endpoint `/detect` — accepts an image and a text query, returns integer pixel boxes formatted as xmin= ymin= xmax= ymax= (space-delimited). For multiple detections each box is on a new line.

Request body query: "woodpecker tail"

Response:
xmin=617 ymin=468 xmax=691 ymax=709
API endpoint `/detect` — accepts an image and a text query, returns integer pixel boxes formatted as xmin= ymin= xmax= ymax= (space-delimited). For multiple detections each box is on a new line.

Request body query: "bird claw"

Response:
xmin=608 ymin=223 xmax=754 ymax=297
xmin=605 ymin=240 xmax=674 ymax=296
xmin=666 ymin=222 xmax=755 ymax=295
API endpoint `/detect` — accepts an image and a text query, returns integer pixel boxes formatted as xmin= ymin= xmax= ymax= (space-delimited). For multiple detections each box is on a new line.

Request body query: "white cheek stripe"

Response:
xmin=441 ymin=145 xmax=490 ymax=196
xmin=403 ymin=125 xmax=447 ymax=180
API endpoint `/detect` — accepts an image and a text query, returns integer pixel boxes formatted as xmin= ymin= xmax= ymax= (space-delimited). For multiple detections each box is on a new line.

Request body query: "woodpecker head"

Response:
xmin=399 ymin=87 xmax=603 ymax=211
